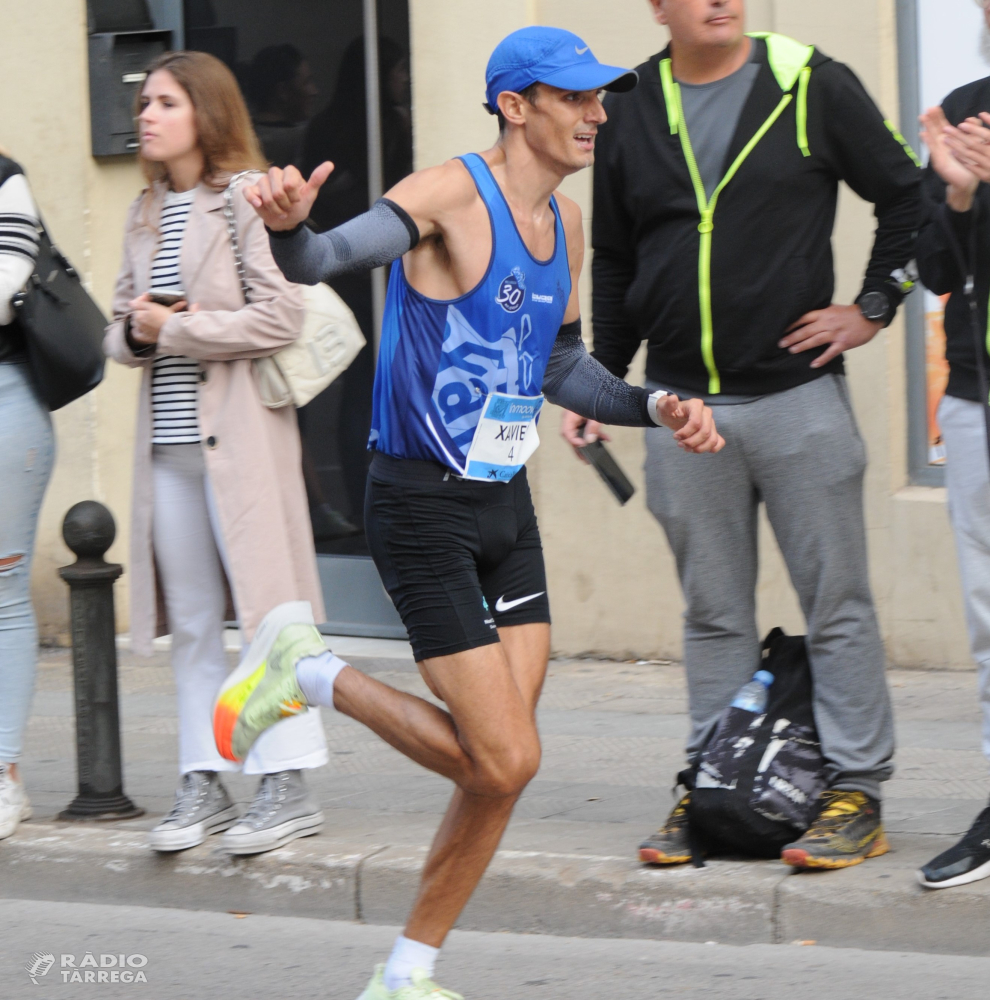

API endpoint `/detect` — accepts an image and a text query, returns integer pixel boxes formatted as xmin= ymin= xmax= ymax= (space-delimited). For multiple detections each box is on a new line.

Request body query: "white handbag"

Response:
xmin=223 ymin=172 xmax=366 ymax=409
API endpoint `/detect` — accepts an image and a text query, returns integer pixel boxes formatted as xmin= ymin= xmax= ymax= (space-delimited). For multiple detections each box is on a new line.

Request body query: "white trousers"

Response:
xmin=939 ymin=394 xmax=990 ymax=765
xmin=152 ymin=444 xmax=328 ymax=775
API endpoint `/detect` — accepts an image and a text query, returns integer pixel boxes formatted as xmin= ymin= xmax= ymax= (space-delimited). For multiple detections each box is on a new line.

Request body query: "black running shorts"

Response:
xmin=365 ymin=452 xmax=551 ymax=662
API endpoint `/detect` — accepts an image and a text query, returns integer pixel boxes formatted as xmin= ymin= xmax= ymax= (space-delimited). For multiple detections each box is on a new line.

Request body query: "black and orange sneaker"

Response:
xmin=639 ymin=793 xmax=693 ymax=865
xmin=781 ymin=790 xmax=889 ymax=870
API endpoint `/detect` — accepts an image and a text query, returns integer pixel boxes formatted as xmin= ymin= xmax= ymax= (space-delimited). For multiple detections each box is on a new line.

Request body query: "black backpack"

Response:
xmin=683 ymin=628 xmax=828 ymax=860
xmin=0 ymin=156 xmax=107 ymax=410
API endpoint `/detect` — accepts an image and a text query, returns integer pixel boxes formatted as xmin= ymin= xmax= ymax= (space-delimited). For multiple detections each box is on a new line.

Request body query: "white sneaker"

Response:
xmin=221 ymin=770 xmax=324 ymax=855
xmin=357 ymin=966 xmax=463 ymax=999
xmin=149 ymin=771 xmax=239 ymax=852
xmin=0 ymin=763 xmax=32 ymax=840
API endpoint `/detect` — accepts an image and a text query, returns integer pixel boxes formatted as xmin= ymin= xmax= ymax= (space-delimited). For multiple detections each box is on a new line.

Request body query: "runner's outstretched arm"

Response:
xmin=266 ymin=197 xmax=420 ymax=285
xmin=543 ymin=319 xmax=662 ymax=425
xmin=246 ymin=161 xmax=461 ymax=285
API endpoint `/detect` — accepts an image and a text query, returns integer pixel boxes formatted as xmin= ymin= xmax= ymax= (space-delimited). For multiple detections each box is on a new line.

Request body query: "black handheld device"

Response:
xmin=147 ymin=292 xmax=186 ymax=308
xmin=582 ymin=439 xmax=636 ymax=506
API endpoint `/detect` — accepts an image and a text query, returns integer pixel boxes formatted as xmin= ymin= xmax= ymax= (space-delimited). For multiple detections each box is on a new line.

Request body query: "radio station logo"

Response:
xmin=24 ymin=951 xmax=150 ymax=985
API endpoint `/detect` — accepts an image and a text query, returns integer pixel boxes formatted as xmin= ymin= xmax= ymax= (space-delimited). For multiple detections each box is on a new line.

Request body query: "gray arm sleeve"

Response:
xmin=268 ymin=198 xmax=420 ymax=285
xmin=542 ymin=321 xmax=655 ymax=426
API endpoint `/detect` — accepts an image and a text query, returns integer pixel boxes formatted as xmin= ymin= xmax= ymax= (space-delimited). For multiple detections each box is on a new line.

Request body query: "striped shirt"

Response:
xmin=150 ymin=189 xmax=200 ymax=445
xmin=0 ymin=173 xmax=40 ymax=329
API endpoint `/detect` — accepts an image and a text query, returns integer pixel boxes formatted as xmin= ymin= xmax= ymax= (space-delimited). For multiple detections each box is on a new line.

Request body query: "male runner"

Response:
xmin=214 ymin=27 xmax=723 ymax=1000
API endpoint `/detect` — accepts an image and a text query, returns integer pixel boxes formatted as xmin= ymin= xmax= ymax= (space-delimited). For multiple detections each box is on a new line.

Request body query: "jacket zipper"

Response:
xmin=661 ymin=59 xmax=795 ymax=395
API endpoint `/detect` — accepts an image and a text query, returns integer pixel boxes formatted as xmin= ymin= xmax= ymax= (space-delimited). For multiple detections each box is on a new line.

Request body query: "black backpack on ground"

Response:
xmin=682 ymin=628 xmax=828 ymax=860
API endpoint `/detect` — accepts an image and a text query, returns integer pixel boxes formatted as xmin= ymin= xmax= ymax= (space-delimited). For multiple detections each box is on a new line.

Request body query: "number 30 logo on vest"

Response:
xmin=496 ymin=267 xmax=526 ymax=313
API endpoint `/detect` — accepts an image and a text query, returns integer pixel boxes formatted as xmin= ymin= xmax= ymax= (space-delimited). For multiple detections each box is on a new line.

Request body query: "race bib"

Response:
xmin=462 ymin=392 xmax=543 ymax=482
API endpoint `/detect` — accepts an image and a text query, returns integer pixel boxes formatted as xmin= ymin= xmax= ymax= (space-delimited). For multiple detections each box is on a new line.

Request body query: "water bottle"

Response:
xmin=730 ymin=670 xmax=774 ymax=714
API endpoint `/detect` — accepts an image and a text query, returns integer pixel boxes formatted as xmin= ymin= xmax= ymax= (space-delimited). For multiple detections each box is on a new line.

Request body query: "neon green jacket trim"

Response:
xmin=659 ymin=33 xmax=814 ymax=393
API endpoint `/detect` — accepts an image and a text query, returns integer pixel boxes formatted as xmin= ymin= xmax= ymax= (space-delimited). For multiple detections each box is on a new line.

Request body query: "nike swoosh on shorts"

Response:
xmin=495 ymin=592 xmax=545 ymax=613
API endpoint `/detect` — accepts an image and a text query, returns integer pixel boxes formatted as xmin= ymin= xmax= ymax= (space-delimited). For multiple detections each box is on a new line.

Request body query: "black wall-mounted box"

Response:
xmin=88 ymin=29 xmax=172 ymax=157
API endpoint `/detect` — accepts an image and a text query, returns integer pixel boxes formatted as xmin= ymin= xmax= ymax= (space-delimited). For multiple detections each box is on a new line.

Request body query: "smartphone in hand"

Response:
xmin=582 ymin=438 xmax=636 ymax=506
xmin=147 ymin=292 xmax=186 ymax=308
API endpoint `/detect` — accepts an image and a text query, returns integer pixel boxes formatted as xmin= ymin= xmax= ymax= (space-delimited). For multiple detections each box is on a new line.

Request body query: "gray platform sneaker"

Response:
xmin=149 ymin=771 xmax=239 ymax=852
xmin=221 ymin=770 xmax=324 ymax=855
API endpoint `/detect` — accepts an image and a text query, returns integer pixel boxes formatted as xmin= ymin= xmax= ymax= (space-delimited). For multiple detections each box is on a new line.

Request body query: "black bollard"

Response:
xmin=58 ymin=501 xmax=143 ymax=821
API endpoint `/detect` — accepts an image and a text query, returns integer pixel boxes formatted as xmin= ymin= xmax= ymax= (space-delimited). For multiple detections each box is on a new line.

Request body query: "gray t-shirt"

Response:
xmin=677 ymin=42 xmax=761 ymax=199
xmin=672 ymin=41 xmax=765 ymax=403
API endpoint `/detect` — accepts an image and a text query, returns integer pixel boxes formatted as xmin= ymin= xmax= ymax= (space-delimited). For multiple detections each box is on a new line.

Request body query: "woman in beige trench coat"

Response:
xmin=105 ymin=52 xmax=328 ymax=857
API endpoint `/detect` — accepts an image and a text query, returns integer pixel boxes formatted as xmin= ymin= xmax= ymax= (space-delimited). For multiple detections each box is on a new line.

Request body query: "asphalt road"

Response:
xmin=0 ymin=899 xmax=986 ymax=1000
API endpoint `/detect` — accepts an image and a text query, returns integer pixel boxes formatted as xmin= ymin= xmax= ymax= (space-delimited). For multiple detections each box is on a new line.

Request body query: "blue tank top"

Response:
xmin=369 ymin=153 xmax=571 ymax=474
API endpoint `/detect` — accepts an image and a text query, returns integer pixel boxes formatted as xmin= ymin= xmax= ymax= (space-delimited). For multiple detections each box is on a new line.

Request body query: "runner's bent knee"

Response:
xmin=463 ymin=732 xmax=541 ymax=798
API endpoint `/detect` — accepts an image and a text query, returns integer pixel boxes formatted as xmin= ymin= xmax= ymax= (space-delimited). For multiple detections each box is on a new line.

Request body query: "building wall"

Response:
xmin=0 ymin=0 xmax=968 ymax=667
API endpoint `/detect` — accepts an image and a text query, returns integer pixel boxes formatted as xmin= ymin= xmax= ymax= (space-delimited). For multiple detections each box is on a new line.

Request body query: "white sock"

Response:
xmin=295 ymin=650 xmax=349 ymax=710
xmin=383 ymin=935 xmax=440 ymax=991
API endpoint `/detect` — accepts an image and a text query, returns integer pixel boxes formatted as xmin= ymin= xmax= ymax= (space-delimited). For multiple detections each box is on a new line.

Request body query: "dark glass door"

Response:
xmin=181 ymin=0 xmax=412 ymax=635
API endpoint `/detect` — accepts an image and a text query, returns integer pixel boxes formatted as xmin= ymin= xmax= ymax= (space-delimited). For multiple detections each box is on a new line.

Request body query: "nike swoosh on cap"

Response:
xmin=495 ymin=592 xmax=545 ymax=613
xmin=575 ymin=45 xmax=590 ymax=55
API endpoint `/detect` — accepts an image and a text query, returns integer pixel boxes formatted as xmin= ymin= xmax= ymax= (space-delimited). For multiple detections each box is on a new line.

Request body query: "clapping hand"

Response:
xmin=243 ymin=162 xmax=335 ymax=231
xmin=948 ymin=112 xmax=990 ymax=185
xmin=920 ymin=106 xmax=980 ymax=211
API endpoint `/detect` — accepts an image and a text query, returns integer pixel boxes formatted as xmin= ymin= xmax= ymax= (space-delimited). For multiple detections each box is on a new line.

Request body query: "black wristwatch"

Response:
xmin=857 ymin=291 xmax=893 ymax=326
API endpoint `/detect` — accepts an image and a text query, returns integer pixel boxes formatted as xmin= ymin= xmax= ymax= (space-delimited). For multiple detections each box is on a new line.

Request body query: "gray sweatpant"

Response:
xmin=645 ymin=374 xmax=894 ymax=798
xmin=938 ymin=393 xmax=990 ymax=766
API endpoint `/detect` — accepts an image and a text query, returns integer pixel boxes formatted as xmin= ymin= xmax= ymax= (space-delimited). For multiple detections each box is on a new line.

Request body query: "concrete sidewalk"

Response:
xmin=3 ymin=643 xmax=989 ymax=956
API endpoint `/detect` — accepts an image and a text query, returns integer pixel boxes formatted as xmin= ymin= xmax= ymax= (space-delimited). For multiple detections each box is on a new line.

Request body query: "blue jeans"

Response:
xmin=0 ymin=362 xmax=54 ymax=762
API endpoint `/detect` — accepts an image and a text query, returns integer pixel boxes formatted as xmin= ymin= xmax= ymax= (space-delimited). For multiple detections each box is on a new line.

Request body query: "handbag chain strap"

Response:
xmin=222 ymin=171 xmax=257 ymax=305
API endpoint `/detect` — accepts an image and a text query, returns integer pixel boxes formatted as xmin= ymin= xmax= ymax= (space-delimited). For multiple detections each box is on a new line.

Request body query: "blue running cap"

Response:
xmin=484 ymin=26 xmax=638 ymax=115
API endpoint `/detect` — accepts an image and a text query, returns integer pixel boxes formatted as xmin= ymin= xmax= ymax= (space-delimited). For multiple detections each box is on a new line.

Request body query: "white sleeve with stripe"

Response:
xmin=0 ymin=174 xmax=40 ymax=326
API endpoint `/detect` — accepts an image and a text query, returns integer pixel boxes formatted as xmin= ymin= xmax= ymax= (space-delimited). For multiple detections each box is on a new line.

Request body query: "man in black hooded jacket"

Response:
xmin=561 ymin=0 xmax=921 ymax=870
xmin=914 ymin=62 xmax=990 ymax=891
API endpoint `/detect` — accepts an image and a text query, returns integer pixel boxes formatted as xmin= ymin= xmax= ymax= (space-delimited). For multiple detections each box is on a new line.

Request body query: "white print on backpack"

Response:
xmin=695 ymin=766 xmax=736 ymax=790
xmin=768 ymin=774 xmax=809 ymax=805
xmin=698 ymin=709 xmax=826 ymax=828
xmin=691 ymin=634 xmax=830 ymax=851
xmin=753 ymin=723 xmax=827 ymax=826
xmin=756 ymin=718 xmax=791 ymax=774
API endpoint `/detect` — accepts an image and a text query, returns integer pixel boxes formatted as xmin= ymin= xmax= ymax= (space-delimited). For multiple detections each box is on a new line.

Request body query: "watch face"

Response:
xmin=859 ymin=292 xmax=889 ymax=322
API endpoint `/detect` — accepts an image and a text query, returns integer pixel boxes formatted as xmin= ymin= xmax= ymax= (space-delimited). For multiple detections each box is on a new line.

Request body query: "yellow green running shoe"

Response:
xmin=213 ymin=601 xmax=327 ymax=763
xmin=356 ymin=966 xmax=463 ymax=1000
xmin=781 ymin=790 xmax=889 ymax=870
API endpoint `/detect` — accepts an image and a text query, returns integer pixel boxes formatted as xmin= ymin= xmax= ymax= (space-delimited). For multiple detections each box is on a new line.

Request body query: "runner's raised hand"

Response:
xmin=243 ymin=162 xmax=335 ymax=231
